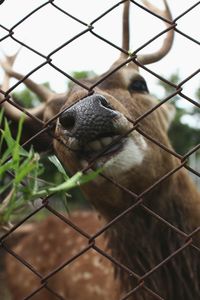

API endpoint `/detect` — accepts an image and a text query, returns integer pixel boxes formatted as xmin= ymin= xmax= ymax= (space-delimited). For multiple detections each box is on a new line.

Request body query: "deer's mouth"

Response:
xmin=66 ymin=133 xmax=126 ymax=162
xmin=61 ymin=126 xmax=147 ymax=176
xmin=80 ymin=135 xmax=126 ymax=163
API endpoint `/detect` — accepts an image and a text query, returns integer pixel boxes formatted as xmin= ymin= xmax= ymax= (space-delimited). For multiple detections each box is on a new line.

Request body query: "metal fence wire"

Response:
xmin=0 ymin=0 xmax=200 ymax=299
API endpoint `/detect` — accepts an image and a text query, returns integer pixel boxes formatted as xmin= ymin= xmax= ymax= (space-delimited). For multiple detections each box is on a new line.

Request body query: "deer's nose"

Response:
xmin=59 ymin=94 xmax=118 ymax=143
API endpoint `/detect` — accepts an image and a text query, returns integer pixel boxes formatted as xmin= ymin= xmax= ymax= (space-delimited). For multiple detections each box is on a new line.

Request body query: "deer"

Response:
xmin=0 ymin=0 xmax=200 ymax=299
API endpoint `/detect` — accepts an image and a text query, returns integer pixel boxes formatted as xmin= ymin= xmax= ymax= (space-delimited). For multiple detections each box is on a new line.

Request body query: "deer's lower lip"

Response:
xmin=80 ymin=135 xmax=125 ymax=162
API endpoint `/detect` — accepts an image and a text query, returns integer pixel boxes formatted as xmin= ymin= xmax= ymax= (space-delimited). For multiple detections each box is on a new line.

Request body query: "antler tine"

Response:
xmin=0 ymin=52 xmax=46 ymax=121
xmin=138 ymin=0 xmax=174 ymax=65
xmin=0 ymin=51 xmax=54 ymax=102
xmin=142 ymin=0 xmax=169 ymax=18
xmin=112 ymin=1 xmax=139 ymax=70
xmin=122 ymin=0 xmax=130 ymax=56
xmin=0 ymin=50 xmax=21 ymax=94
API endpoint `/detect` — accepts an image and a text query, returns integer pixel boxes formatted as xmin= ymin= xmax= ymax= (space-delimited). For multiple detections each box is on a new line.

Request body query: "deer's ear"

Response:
xmin=160 ymin=103 xmax=176 ymax=131
xmin=43 ymin=97 xmax=66 ymax=122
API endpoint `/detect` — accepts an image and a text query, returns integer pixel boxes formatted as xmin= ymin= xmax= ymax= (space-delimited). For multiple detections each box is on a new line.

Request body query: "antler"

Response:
xmin=122 ymin=0 xmax=130 ymax=56
xmin=0 ymin=53 xmax=56 ymax=151
xmin=0 ymin=55 xmax=44 ymax=121
xmin=0 ymin=52 xmax=59 ymax=121
xmin=137 ymin=0 xmax=174 ymax=65
xmin=0 ymin=52 xmax=54 ymax=102
xmin=118 ymin=0 xmax=174 ymax=66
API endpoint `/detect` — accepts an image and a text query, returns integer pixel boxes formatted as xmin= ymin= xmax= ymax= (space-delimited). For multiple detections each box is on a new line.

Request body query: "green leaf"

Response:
xmin=0 ymin=160 xmax=14 ymax=177
xmin=16 ymin=115 xmax=24 ymax=145
xmin=14 ymin=160 xmax=36 ymax=184
xmin=32 ymin=168 xmax=102 ymax=200
xmin=2 ymin=119 xmax=16 ymax=150
xmin=75 ymin=168 xmax=103 ymax=185
xmin=0 ymin=109 xmax=4 ymax=125
xmin=12 ymin=116 xmax=24 ymax=168
xmin=48 ymin=155 xmax=69 ymax=180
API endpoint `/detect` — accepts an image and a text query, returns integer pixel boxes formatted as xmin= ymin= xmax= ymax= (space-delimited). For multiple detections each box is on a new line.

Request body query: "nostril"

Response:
xmin=59 ymin=111 xmax=75 ymax=131
xmin=99 ymin=96 xmax=113 ymax=110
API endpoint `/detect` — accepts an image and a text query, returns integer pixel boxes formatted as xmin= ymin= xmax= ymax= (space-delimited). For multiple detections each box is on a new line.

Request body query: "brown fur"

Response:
xmin=5 ymin=212 xmax=119 ymax=300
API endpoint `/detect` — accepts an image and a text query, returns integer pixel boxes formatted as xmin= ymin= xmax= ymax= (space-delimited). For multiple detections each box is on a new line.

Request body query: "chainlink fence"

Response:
xmin=0 ymin=1 xmax=200 ymax=299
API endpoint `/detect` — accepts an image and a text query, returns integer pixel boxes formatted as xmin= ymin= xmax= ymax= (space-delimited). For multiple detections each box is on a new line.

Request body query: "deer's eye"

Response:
xmin=128 ymin=79 xmax=149 ymax=93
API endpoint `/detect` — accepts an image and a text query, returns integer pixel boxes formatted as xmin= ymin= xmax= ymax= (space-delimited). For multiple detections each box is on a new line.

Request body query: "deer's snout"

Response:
xmin=59 ymin=94 xmax=118 ymax=144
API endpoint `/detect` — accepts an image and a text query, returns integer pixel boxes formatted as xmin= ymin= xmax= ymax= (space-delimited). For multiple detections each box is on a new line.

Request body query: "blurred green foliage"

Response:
xmin=158 ymin=73 xmax=200 ymax=155
xmin=0 ymin=112 xmax=44 ymax=223
xmin=13 ymin=82 xmax=52 ymax=108
xmin=0 ymin=112 xmax=101 ymax=224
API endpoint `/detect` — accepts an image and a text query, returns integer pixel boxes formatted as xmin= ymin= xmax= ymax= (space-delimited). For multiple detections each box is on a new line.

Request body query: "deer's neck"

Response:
xmin=102 ymin=169 xmax=200 ymax=300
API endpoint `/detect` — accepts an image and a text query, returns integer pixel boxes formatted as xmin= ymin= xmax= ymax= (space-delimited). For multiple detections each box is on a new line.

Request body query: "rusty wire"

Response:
xmin=0 ymin=1 xmax=200 ymax=299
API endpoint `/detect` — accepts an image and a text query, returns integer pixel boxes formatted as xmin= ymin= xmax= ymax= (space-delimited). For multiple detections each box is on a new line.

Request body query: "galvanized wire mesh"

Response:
xmin=0 ymin=1 xmax=200 ymax=299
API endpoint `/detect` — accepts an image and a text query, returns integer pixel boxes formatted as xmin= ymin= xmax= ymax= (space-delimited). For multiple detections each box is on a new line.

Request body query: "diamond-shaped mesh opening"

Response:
xmin=11 ymin=6 xmax=87 ymax=55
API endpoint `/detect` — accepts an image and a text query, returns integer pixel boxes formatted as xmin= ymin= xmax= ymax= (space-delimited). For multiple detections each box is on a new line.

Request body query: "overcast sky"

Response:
xmin=0 ymin=0 xmax=199 ymax=121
